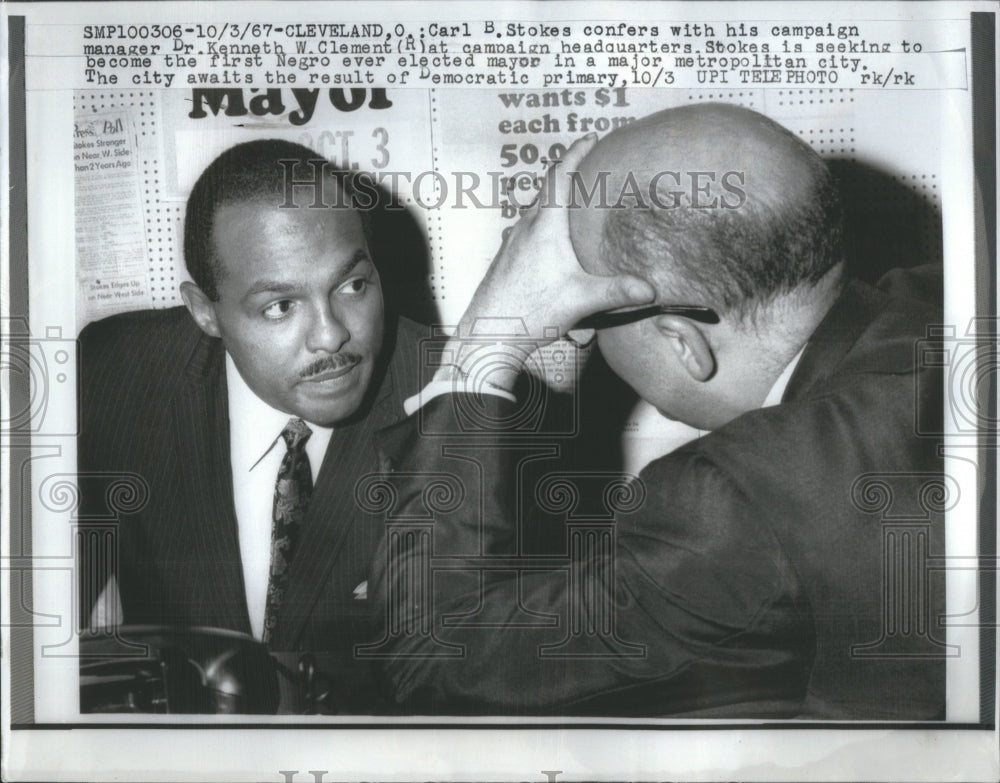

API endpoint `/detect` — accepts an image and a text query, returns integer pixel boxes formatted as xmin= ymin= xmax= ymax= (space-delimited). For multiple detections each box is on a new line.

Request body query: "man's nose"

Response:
xmin=306 ymin=302 xmax=350 ymax=354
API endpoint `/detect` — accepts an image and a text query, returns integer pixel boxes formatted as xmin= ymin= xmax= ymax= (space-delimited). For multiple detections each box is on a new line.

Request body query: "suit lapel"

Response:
xmin=171 ymin=331 xmax=252 ymax=634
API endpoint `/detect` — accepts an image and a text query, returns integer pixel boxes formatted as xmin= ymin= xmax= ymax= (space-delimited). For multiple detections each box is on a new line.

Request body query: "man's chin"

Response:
xmin=296 ymin=400 xmax=362 ymax=427
xmin=290 ymin=364 xmax=372 ymax=425
xmin=289 ymin=386 xmax=367 ymax=427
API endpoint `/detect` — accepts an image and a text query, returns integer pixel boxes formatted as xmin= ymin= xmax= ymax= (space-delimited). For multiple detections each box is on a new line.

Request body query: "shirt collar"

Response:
xmin=761 ymin=344 xmax=807 ymax=409
xmin=225 ymin=352 xmax=334 ymax=471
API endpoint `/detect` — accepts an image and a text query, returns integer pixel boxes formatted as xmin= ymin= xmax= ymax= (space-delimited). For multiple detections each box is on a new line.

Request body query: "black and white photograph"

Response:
xmin=1 ymin=1 xmax=997 ymax=780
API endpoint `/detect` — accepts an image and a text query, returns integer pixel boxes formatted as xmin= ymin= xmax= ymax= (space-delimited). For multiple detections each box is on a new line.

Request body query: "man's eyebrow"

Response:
xmin=341 ymin=248 xmax=371 ymax=276
xmin=242 ymin=280 xmax=298 ymax=301
xmin=327 ymin=248 xmax=372 ymax=283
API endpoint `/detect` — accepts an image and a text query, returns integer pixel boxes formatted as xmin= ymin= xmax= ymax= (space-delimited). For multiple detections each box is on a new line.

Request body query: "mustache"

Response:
xmin=300 ymin=352 xmax=362 ymax=379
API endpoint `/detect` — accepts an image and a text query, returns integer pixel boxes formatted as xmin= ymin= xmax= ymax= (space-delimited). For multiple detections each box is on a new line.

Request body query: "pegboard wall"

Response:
xmin=73 ymin=86 xmax=944 ymax=329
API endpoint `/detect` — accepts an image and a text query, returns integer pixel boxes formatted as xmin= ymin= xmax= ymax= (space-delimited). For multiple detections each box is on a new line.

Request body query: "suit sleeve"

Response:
xmin=368 ymin=394 xmax=813 ymax=716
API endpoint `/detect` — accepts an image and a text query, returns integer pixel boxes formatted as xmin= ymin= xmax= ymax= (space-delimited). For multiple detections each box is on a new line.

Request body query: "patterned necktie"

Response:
xmin=261 ymin=418 xmax=313 ymax=647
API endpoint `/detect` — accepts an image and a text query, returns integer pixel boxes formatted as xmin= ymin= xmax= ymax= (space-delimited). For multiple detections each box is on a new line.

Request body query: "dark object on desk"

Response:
xmin=80 ymin=626 xmax=281 ymax=714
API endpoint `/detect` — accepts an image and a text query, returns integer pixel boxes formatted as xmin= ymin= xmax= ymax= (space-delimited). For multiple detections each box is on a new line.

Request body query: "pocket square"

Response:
xmin=353 ymin=580 xmax=368 ymax=600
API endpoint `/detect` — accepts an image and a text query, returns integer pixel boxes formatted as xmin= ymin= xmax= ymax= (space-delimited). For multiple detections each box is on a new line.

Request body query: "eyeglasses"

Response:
xmin=574 ymin=304 xmax=719 ymax=331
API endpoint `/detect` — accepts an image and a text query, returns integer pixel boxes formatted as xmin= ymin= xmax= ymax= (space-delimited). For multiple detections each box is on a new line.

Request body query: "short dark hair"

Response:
xmin=183 ymin=139 xmax=369 ymax=300
xmin=601 ymin=140 xmax=844 ymax=317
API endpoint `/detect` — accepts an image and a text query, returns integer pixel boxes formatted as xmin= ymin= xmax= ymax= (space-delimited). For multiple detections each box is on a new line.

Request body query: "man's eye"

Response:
xmin=338 ymin=277 xmax=368 ymax=296
xmin=262 ymin=300 xmax=293 ymax=320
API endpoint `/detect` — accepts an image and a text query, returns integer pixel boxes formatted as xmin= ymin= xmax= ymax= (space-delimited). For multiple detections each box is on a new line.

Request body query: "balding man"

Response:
xmin=369 ymin=104 xmax=945 ymax=719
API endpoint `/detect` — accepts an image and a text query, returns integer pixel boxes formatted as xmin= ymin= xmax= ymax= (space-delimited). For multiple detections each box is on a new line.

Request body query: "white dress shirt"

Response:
xmin=226 ymin=353 xmax=334 ymax=640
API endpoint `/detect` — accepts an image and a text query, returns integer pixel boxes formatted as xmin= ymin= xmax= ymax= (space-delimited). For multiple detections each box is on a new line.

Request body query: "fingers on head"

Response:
xmin=544 ymin=133 xmax=598 ymax=203
xmin=561 ymin=133 xmax=598 ymax=168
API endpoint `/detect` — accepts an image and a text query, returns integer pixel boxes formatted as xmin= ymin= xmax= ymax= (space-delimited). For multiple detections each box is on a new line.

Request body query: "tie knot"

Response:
xmin=281 ymin=418 xmax=312 ymax=451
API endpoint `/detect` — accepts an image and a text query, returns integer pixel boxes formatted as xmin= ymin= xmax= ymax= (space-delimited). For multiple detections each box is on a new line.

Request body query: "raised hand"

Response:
xmin=451 ymin=134 xmax=655 ymax=388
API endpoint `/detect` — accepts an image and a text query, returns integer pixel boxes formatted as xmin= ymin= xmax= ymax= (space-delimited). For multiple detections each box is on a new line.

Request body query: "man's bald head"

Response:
xmin=568 ymin=103 xmax=844 ymax=319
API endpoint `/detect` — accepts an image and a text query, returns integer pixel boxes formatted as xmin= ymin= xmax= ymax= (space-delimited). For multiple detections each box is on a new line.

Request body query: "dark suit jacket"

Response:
xmin=78 ymin=307 xmax=424 ymax=669
xmin=370 ymin=275 xmax=947 ymax=719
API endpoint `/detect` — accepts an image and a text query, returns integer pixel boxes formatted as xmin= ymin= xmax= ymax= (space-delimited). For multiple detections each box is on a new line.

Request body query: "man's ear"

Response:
xmin=652 ymin=314 xmax=716 ymax=382
xmin=179 ymin=281 xmax=222 ymax=338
